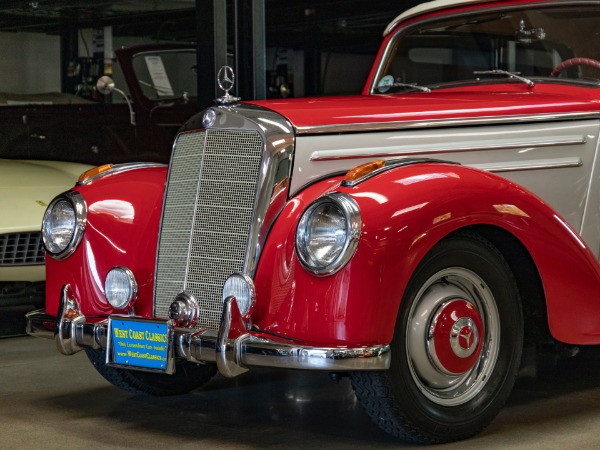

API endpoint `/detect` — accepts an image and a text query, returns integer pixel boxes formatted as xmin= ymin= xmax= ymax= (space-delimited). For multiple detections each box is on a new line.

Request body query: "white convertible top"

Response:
xmin=383 ymin=0 xmax=594 ymax=36
xmin=383 ymin=0 xmax=494 ymax=36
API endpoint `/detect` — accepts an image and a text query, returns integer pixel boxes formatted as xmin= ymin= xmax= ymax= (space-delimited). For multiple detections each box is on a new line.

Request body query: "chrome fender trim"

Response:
xmin=26 ymin=286 xmax=391 ymax=375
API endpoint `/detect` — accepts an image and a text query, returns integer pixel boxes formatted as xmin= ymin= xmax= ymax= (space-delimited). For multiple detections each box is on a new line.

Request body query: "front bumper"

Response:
xmin=26 ymin=285 xmax=391 ymax=377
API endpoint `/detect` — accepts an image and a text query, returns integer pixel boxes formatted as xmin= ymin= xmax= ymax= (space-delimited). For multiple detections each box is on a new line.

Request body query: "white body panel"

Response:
xmin=293 ymin=119 xmax=600 ymax=255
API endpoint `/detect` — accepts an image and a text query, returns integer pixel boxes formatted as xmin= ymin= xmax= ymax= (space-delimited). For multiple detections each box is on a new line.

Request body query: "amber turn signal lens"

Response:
xmin=77 ymin=164 xmax=113 ymax=183
xmin=343 ymin=160 xmax=386 ymax=184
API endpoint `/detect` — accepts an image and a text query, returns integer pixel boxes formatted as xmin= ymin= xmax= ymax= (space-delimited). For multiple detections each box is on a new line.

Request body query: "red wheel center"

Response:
xmin=431 ymin=299 xmax=484 ymax=375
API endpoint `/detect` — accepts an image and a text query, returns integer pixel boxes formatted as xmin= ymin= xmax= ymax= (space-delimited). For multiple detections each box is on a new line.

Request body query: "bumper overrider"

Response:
xmin=26 ymin=285 xmax=391 ymax=377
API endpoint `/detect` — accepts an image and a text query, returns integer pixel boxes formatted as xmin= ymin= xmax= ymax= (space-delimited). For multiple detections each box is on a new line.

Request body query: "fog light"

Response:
xmin=222 ymin=273 xmax=255 ymax=317
xmin=105 ymin=266 xmax=137 ymax=310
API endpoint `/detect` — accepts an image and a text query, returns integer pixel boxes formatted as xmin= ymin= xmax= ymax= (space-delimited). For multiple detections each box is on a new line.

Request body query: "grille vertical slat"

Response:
xmin=154 ymin=129 xmax=263 ymax=330
xmin=0 ymin=232 xmax=45 ymax=266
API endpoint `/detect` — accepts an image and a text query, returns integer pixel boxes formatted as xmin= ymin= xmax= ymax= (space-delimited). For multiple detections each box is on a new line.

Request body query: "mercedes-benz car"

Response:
xmin=27 ymin=0 xmax=600 ymax=444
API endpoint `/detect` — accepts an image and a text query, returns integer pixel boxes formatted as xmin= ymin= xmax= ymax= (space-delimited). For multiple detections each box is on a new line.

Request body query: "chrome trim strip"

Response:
xmin=240 ymin=337 xmax=391 ymax=371
xmin=473 ymin=157 xmax=583 ymax=173
xmin=76 ymin=162 xmax=166 ymax=185
xmin=297 ymin=112 xmax=600 ymax=136
xmin=26 ymin=287 xmax=391 ymax=374
xmin=310 ymin=135 xmax=587 ymax=161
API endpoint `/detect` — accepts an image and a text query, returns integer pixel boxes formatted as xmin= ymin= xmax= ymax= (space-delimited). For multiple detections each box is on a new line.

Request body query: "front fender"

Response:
xmin=45 ymin=165 xmax=167 ymax=318
xmin=253 ymin=162 xmax=600 ymax=346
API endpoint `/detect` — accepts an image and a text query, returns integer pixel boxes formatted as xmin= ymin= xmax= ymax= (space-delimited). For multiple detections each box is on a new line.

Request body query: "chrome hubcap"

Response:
xmin=406 ymin=267 xmax=500 ymax=406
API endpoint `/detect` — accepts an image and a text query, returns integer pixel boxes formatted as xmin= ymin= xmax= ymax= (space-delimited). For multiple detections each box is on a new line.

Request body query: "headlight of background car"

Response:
xmin=296 ymin=192 xmax=361 ymax=276
xmin=42 ymin=190 xmax=87 ymax=260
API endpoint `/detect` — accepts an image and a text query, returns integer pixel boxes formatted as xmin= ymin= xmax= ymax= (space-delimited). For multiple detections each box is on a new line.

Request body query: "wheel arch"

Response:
xmin=347 ymin=161 xmax=600 ymax=346
xmin=452 ymin=224 xmax=550 ymax=347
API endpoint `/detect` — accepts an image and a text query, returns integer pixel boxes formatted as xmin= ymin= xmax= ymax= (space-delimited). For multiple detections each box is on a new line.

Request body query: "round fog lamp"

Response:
xmin=105 ymin=266 xmax=137 ymax=310
xmin=222 ymin=273 xmax=255 ymax=317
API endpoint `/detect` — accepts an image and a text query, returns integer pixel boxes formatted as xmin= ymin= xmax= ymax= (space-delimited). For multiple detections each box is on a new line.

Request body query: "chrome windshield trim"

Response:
xmin=296 ymin=112 xmax=600 ymax=136
xmin=76 ymin=162 xmax=166 ymax=185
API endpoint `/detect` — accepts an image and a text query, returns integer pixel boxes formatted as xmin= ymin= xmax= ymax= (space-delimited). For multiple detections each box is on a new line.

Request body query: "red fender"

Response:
xmin=253 ymin=163 xmax=600 ymax=346
xmin=44 ymin=166 xmax=167 ymax=319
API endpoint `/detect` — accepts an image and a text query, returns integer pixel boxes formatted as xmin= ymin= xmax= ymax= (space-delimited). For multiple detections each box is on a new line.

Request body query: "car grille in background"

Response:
xmin=154 ymin=129 xmax=263 ymax=331
xmin=0 ymin=232 xmax=45 ymax=266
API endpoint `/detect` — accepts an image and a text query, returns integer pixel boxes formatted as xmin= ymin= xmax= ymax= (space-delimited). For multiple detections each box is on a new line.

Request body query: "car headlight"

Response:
xmin=223 ymin=273 xmax=255 ymax=317
xmin=296 ymin=192 xmax=361 ymax=276
xmin=105 ymin=266 xmax=138 ymax=310
xmin=42 ymin=190 xmax=87 ymax=260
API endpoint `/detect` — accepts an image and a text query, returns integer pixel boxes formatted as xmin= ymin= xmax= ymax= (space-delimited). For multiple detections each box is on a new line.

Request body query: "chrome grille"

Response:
xmin=154 ymin=129 xmax=263 ymax=330
xmin=0 ymin=232 xmax=45 ymax=266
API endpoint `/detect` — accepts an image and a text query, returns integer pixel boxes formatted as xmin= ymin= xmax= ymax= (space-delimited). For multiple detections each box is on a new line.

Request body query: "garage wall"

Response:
xmin=0 ymin=32 xmax=61 ymax=94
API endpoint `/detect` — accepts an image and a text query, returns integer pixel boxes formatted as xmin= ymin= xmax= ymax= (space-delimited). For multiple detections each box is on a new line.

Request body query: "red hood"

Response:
xmin=247 ymin=83 xmax=599 ymax=131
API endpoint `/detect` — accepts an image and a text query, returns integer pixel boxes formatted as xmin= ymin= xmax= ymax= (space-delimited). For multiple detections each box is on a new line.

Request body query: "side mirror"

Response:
xmin=96 ymin=76 xmax=136 ymax=126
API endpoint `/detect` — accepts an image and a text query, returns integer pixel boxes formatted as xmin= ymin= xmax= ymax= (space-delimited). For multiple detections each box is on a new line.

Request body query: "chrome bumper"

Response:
xmin=26 ymin=285 xmax=391 ymax=377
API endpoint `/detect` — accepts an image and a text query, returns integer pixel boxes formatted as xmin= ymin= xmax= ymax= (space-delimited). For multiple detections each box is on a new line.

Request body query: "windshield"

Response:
xmin=132 ymin=49 xmax=197 ymax=101
xmin=374 ymin=4 xmax=600 ymax=92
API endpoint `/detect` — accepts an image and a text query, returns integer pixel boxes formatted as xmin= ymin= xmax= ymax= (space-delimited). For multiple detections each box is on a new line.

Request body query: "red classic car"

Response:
xmin=26 ymin=0 xmax=600 ymax=444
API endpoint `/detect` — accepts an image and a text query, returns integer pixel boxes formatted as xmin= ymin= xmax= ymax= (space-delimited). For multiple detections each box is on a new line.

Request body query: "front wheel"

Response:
xmin=85 ymin=348 xmax=217 ymax=396
xmin=351 ymin=232 xmax=523 ymax=443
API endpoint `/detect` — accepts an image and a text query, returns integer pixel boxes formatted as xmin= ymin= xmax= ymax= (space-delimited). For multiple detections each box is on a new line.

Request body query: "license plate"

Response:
xmin=107 ymin=316 xmax=174 ymax=373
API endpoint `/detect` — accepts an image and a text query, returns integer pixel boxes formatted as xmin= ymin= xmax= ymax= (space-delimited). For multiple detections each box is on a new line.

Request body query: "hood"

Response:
xmin=0 ymin=159 xmax=92 ymax=232
xmin=248 ymin=83 xmax=599 ymax=132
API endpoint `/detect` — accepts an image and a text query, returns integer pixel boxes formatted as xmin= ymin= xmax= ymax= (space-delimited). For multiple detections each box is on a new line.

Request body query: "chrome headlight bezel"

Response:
xmin=295 ymin=192 xmax=362 ymax=277
xmin=42 ymin=190 xmax=87 ymax=260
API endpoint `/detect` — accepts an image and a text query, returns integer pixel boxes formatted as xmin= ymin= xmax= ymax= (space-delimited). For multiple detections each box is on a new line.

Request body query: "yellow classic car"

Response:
xmin=0 ymin=159 xmax=90 ymax=335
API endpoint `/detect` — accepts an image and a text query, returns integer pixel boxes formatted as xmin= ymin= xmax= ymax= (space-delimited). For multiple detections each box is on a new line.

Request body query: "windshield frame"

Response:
xmin=115 ymin=43 xmax=197 ymax=111
xmin=368 ymin=0 xmax=600 ymax=94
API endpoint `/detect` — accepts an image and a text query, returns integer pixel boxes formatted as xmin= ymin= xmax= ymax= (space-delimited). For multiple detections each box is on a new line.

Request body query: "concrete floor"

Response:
xmin=2 ymin=336 xmax=600 ymax=449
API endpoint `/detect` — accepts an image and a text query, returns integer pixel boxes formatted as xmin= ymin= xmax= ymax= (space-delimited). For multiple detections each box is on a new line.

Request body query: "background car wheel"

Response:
xmin=351 ymin=231 xmax=523 ymax=443
xmin=85 ymin=348 xmax=217 ymax=396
